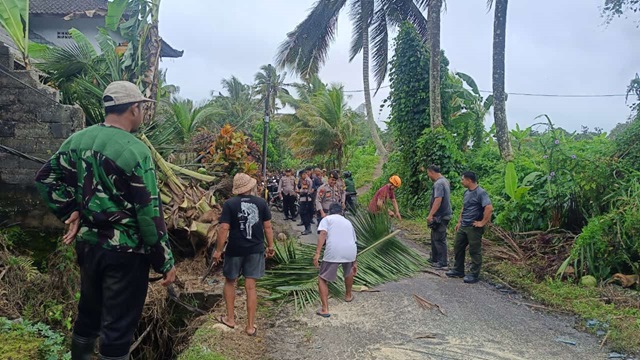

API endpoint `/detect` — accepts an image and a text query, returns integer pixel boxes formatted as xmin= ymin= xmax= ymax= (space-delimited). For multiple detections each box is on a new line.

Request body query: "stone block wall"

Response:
xmin=0 ymin=42 xmax=84 ymax=227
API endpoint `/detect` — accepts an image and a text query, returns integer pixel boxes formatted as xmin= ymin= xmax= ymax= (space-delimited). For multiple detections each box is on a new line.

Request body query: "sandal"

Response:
xmin=218 ymin=315 xmax=235 ymax=329
xmin=316 ymin=310 xmax=331 ymax=318
xmin=246 ymin=326 xmax=258 ymax=336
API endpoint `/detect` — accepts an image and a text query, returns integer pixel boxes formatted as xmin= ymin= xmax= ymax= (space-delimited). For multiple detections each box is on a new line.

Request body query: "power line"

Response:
xmin=343 ymin=84 xmax=627 ymax=98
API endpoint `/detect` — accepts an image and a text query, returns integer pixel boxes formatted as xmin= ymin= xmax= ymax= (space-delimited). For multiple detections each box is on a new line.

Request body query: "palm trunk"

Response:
xmin=427 ymin=0 xmax=443 ymax=129
xmin=262 ymin=90 xmax=270 ymax=180
xmin=142 ymin=2 xmax=162 ymax=124
xmin=362 ymin=24 xmax=388 ymax=159
xmin=492 ymin=0 xmax=514 ymax=161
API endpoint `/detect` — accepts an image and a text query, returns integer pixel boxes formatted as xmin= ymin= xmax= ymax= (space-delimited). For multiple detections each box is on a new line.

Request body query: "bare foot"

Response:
xmin=246 ymin=326 xmax=257 ymax=336
xmin=345 ymin=294 xmax=354 ymax=303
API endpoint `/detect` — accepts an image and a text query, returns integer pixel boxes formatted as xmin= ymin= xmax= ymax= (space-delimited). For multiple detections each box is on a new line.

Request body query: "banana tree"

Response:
xmin=0 ymin=0 xmax=29 ymax=67
xmin=106 ymin=0 xmax=163 ymax=124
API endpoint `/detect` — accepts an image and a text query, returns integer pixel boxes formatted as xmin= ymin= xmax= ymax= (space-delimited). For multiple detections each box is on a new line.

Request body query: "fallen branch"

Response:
xmin=600 ymin=330 xmax=610 ymax=349
xmin=421 ymin=269 xmax=444 ymax=278
xmin=413 ymin=294 xmax=447 ymax=316
xmin=512 ymin=301 xmax=572 ymax=314
xmin=415 ymin=333 xmax=438 ymax=339
xmin=129 ymin=324 xmax=152 ymax=353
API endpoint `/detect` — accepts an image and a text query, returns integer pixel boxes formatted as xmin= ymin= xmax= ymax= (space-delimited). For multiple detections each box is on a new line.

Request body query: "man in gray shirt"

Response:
xmin=446 ymin=171 xmax=493 ymax=284
xmin=426 ymin=165 xmax=452 ymax=268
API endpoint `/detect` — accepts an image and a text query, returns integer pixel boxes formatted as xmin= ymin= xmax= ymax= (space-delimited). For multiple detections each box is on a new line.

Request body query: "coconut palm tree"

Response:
xmin=287 ymin=84 xmax=356 ymax=169
xmin=209 ymin=76 xmax=261 ymax=131
xmin=488 ymin=0 xmax=514 ymax=161
xmin=427 ymin=0 xmax=443 ymax=128
xmin=168 ymin=98 xmax=220 ymax=141
xmin=254 ymin=64 xmax=290 ymax=177
xmin=276 ymin=0 xmax=430 ymax=159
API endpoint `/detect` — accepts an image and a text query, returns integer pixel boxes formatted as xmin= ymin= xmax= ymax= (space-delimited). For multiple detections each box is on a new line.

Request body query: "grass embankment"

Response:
xmin=348 ymin=145 xmax=379 ymax=189
xmin=490 ymin=262 xmax=640 ymax=353
xmin=395 ymin=218 xmax=639 ymax=353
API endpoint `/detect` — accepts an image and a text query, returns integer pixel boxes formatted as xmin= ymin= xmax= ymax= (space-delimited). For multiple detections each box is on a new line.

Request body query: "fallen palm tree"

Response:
xmin=261 ymin=211 xmax=427 ymax=310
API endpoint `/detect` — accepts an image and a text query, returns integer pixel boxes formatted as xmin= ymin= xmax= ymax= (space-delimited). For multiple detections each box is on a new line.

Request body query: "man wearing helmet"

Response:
xmin=368 ymin=176 xmax=402 ymax=220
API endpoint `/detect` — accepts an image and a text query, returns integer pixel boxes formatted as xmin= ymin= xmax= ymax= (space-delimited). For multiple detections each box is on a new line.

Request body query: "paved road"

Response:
xmin=266 ymin=212 xmax=610 ymax=360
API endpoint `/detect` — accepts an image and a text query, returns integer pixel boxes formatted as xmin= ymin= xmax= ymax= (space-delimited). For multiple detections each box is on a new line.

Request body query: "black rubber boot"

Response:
xmin=71 ymin=334 xmax=96 ymax=360
xmin=100 ymin=354 xmax=129 ymax=360
xmin=301 ymin=226 xmax=311 ymax=235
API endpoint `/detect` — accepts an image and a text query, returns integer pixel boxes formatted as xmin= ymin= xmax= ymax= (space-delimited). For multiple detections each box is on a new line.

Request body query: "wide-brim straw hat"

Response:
xmin=232 ymin=173 xmax=257 ymax=195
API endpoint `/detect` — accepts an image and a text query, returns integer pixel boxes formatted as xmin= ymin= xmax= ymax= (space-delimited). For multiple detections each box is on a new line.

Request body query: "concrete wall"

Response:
xmin=30 ymin=15 xmax=124 ymax=52
xmin=0 ymin=42 xmax=84 ymax=228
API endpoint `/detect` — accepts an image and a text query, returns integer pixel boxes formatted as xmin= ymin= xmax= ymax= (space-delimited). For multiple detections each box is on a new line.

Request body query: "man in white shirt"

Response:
xmin=313 ymin=203 xmax=358 ymax=318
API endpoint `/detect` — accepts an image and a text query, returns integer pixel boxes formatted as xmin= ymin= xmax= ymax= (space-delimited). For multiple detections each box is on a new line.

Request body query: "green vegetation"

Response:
xmin=491 ymin=262 xmax=640 ymax=352
xmin=347 ymin=143 xmax=379 ymax=189
xmin=0 ymin=317 xmax=71 ymax=360
xmin=177 ymin=326 xmax=227 ymax=360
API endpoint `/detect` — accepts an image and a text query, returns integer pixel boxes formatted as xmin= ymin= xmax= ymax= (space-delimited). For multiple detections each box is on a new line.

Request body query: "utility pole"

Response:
xmin=261 ymin=86 xmax=270 ymax=193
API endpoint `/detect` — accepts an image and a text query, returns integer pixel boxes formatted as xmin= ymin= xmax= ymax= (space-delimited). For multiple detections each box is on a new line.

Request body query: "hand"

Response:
xmin=396 ymin=213 xmax=402 ymax=221
xmin=161 ymin=266 xmax=177 ymax=287
xmin=455 ymin=223 xmax=461 ymax=232
xmin=320 ymin=211 xmax=326 ymax=218
xmin=212 ymin=250 xmax=223 ymax=264
xmin=387 ymin=209 xmax=395 ymax=217
xmin=63 ymin=211 xmax=80 ymax=245
xmin=313 ymin=254 xmax=320 ymax=269
xmin=472 ymin=221 xmax=485 ymax=228
xmin=266 ymin=247 xmax=275 ymax=258
xmin=427 ymin=215 xmax=433 ymax=223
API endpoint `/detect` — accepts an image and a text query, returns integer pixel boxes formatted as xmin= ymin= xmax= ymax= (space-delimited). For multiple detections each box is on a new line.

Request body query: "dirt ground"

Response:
xmin=263 ymin=212 xmax=617 ymax=360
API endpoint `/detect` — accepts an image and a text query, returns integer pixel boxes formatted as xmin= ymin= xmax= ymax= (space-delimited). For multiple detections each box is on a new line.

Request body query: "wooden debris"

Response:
xmin=413 ymin=294 xmax=447 ymax=316
xmin=605 ymin=274 xmax=639 ymax=288
xmin=415 ymin=333 xmax=438 ymax=339
xmin=421 ymin=269 xmax=444 ymax=278
xmin=600 ymin=330 xmax=610 ymax=349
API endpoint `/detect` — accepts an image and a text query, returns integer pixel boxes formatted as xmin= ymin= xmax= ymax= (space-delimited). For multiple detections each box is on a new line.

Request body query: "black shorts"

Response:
xmin=223 ymin=253 xmax=265 ymax=280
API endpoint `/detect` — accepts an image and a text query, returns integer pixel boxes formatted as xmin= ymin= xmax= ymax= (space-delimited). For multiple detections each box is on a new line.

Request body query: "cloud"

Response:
xmin=159 ymin=0 xmax=639 ymax=132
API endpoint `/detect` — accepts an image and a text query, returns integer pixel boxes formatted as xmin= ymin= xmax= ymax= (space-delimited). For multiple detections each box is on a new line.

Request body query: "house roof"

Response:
xmin=30 ymin=0 xmax=107 ymax=15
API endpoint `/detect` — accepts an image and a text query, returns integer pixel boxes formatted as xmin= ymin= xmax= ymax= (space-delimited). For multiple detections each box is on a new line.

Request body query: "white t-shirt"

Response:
xmin=317 ymin=214 xmax=357 ymax=263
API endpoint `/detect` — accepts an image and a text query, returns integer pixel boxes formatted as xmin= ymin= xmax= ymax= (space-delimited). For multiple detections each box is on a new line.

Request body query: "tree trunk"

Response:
xmin=492 ymin=0 xmax=514 ymax=161
xmin=362 ymin=21 xmax=388 ymax=159
xmin=427 ymin=0 xmax=443 ymax=129
xmin=141 ymin=2 xmax=162 ymax=125
xmin=262 ymin=89 xmax=270 ymax=180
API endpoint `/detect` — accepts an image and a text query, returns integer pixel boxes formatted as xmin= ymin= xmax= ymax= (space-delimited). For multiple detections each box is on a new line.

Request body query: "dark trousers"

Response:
xmin=283 ymin=194 xmax=296 ymax=219
xmin=74 ymin=243 xmax=150 ymax=357
xmin=430 ymin=220 xmax=449 ymax=266
xmin=345 ymin=194 xmax=357 ymax=212
xmin=299 ymin=200 xmax=314 ymax=229
xmin=453 ymin=226 xmax=484 ymax=277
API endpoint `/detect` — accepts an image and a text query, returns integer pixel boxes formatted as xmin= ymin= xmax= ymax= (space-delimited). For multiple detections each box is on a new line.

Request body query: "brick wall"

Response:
xmin=0 ymin=42 xmax=84 ymax=228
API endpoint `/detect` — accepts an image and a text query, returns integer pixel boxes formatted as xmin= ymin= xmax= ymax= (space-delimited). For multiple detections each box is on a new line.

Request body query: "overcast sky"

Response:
xmin=159 ymin=0 xmax=639 ymax=133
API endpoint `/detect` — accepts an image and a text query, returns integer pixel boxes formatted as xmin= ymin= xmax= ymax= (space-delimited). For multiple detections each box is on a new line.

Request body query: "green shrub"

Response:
xmin=0 ymin=317 xmax=70 ymax=360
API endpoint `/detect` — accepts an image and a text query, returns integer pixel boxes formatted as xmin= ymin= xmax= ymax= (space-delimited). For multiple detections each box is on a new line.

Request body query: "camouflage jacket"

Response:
xmin=35 ymin=124 xmax=174 ymax=274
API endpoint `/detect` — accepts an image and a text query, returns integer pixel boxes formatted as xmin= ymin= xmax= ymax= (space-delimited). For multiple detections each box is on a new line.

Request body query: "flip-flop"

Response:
xmin=316 ymin=310 xmax=331 ymax=318
xmin=345 ymin=295 xmax=354 ymax=303
xmin=218 ymin=315 xmax=235 ymax=329
xmin=246 ymin=326 xmax=258 ymax=337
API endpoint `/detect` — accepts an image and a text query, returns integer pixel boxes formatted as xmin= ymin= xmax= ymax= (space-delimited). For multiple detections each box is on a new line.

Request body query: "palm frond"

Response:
xmin=275 ymin=0 xmax=348 ymax=78
xmin=371 ymin=5 xmax=389 ymax=93
xmin=348 ymin=0 xmax=374 ymax=61
xmin=260 ymin=209 xmax=426 ymax=310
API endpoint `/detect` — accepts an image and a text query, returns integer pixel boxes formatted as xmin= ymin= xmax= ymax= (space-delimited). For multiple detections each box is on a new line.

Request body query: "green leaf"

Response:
xmin=0 ymin=0 xmax=28 ymax=55
xmin=28 ymin=42 xmax=50 ymax=59
xmin=456 ymin=72 xmax=480 ymax=96
xmin=105 ymin=0 xmax=128 ymax=31
xmin=521 ymin=171 xmax=542 ymax=187
xmin=513 ymin=186 xmax=532 ymax=202
xmin=483 ymin=95 xmax=495 ymax=111
xmin=505 ymin=161 xmax=517 ymax=199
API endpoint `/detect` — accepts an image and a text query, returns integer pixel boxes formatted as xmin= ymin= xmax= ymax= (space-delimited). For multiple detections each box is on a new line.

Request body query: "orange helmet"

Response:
xmin=389 ymin=175 xmax=402 ymax=188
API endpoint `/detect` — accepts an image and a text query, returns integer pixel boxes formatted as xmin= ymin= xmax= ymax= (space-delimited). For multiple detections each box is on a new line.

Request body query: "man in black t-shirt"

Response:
xmin=213 ymin=173 xmax=275 ymax=336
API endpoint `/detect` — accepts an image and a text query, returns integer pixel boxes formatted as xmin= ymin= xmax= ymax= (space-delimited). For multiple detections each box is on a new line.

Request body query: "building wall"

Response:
xmin=0 ymin=42 xmax=84 ymax=228
xmin=30 ymin=15 xmax=124 ymax=51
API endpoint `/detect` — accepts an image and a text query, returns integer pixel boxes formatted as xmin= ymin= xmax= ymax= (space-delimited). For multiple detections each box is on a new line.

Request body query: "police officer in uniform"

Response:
xmin=315 ymin=170 xmax=346 ymax=219
xmin=278 ymin=169 xmax=297 ymax=220
xmin=297 ymin=170 xmax=315 ymax=235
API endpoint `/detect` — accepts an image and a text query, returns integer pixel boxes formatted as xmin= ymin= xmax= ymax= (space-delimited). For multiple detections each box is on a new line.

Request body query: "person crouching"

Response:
xmin=313 ymin=203 xmax=358 ymax=318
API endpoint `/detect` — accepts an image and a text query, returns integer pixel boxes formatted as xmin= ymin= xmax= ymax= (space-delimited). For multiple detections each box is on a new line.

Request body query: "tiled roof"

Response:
xmin=30 ymin=0 xmax=108 ymax=15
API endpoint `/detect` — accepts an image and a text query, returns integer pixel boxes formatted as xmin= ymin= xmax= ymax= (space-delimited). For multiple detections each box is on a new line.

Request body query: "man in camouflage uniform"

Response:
xmin=35 ymin=81 xmax=176 ymax=360
xmin=315 ymin=170 xmax=346 ymax=219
